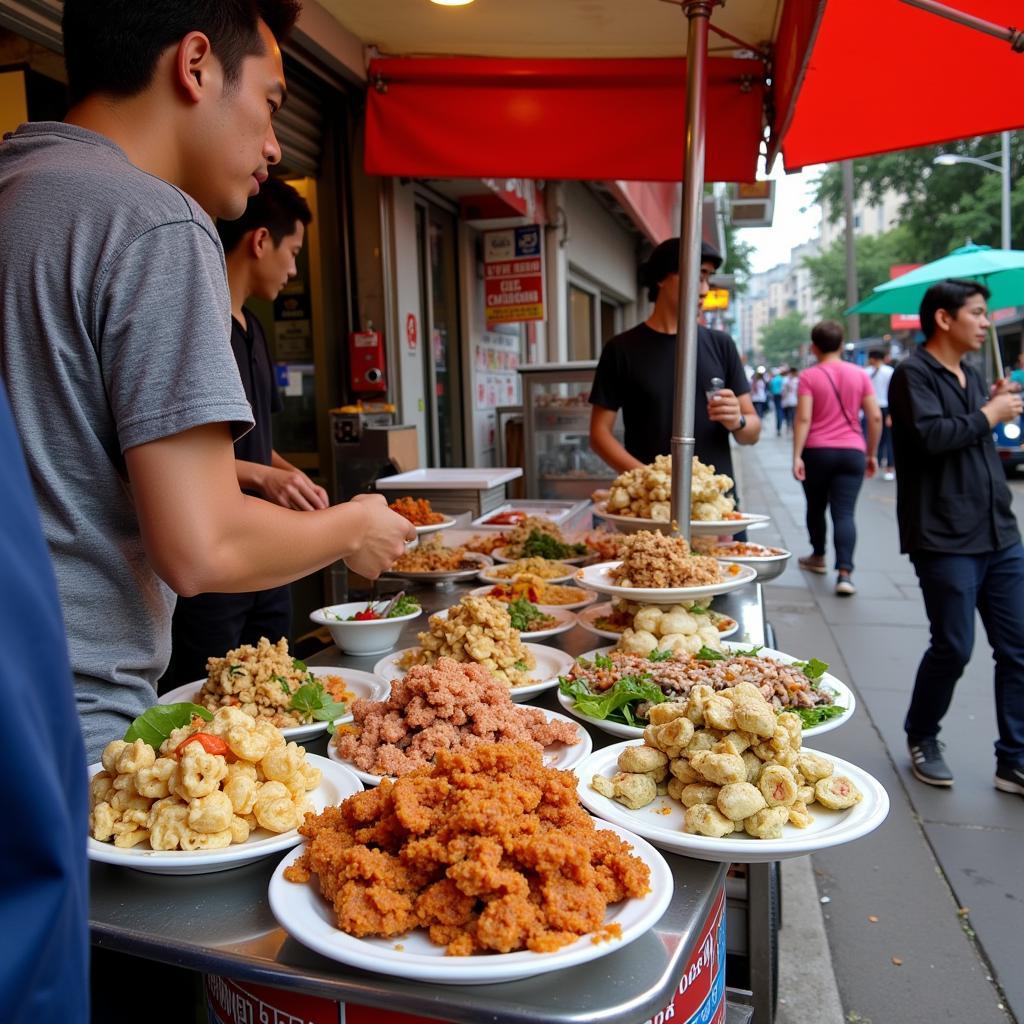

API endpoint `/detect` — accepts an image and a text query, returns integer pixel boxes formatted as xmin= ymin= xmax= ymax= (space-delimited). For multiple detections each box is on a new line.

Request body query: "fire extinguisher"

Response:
xmin=348 ymin=321 xmax=387 ymax=394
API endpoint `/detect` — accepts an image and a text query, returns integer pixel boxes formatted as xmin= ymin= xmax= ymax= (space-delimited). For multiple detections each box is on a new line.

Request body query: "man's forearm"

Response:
xmin=591 ymin=426 xmax=642 ymax=473
xmin=236 ymin=459 xmax=269 ymax=493
xmin=733 ymin=414 xmax=762 ymax=445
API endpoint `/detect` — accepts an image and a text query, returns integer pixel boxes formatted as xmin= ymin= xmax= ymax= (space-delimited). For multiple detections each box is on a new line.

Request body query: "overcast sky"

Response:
xmin=736 ymin=161 xmax=827 ymax=274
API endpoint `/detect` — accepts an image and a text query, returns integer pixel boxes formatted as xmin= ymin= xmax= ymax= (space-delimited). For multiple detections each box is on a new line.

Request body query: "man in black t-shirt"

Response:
xmin=589 ymin=239 xmax=759 ymax=482
xmin=165 ymin=179 xmax=326 ymax=687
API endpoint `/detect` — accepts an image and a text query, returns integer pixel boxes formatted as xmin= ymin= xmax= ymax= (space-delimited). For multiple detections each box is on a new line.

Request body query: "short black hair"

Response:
xmin=639 ymin=238 xmax=723 ymax=302
xmin=218 ymin=176 xmax=312 ymax=253
xmin=918 ymin=279 xmax=991 ymax=338
xmin=811 ymin=320 xmax=844 ymax=354
xmin=868 ymin=349 xmax=885 ymax=361
xmin=62 ymin=1 xmax=301 ymax=106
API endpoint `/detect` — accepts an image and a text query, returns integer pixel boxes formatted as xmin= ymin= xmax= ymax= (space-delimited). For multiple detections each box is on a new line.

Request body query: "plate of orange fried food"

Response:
xmin=388 ymin=496 xmax=457 ymax=535
xmin=270 ymin=741 xmax=672 ymax=983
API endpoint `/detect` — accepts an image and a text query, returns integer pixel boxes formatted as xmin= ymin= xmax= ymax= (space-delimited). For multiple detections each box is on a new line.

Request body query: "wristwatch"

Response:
xmin=730 ymin=415 xmax=747 ymax=433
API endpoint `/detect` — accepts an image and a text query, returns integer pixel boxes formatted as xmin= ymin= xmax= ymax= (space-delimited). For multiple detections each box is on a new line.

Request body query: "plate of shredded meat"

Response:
xmin=328 ymin=658 xmax=590 ymax=784
xmin=383 ymin=545 xmax=493 ymax=582
xmin=576 ymin=559 xmax=756 ymax=603
xmin=270 ymin=742 xmax=673 ymax=983
xmin=557 ymin=643 xmax=855 ymax=740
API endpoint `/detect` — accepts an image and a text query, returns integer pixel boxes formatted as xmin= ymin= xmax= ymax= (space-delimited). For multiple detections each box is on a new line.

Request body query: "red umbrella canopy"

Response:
xmin=322 ymin=0 xmax=1024 ymax=180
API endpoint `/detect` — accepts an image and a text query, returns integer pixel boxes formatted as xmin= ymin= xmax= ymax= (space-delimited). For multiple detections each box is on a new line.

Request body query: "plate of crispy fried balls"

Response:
xmin=269 ymin=742 xmax=674 ymax=983
xmin=577 ymin=682 xmax=889 ymax=863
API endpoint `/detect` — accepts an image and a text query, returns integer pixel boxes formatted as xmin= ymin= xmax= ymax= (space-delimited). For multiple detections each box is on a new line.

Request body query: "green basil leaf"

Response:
xmin=292 ymin=658 xmax=307 ymax=672
xmin=274 ymin=674 xmax=291 ymax=694
xmin=790 ymin=704 xmax=845 ymax=728
xmin=123 ymin=703 xmax=213 ymax=750
xmin=696 ymin=646 xmax=727 ymax=661
xmin=594 ymin=654 xmax=614 ymax=670
xmin=648 ymin=648 xmax=673 ymax=663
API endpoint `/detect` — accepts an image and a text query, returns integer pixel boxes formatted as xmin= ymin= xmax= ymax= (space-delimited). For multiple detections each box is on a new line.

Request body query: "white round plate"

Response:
xmin=576 ymin=601 xmax=738 ymax=642
xmin=382 ymin=551 xmax=493 ymax=583
xmin=593 ymin=503 xmax=673 ymax=535
xmin=413 ymin=517 xmax=457 ymax=536
xmin=574 ymin=561 xmax=757 ymax=603
xmin=688 ymin=514 xmax=772 ymax=537
xmin=558 ymin=643 xmax=854 ymax=740
xmin=328 ymin=708 xmax=593 ymax=787
xmin=87 ymin=755 xmax=362 ymax=874
xmin=158 ymin=667 xmax=388 ymax=742
xmin=477 ymin=564 xmax=576 ymax=585
xmin=269 ymin=818 xmax=673 ymax=984
xmin=373 ymin=643 xmax=576 ymax=703
xmin=432 ymin=604 xmax=577 ymax=642
xmin=468 ymin=583 xmax=598 ymax=611
xmin=491 ymin=545 xmax=589 ymax=566
xmin=579 ymin=743 xmax=889 ymax=864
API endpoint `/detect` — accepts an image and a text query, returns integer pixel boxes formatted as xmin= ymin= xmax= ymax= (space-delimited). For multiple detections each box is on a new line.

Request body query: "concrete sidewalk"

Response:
xmin=734 ymin=431 xmax=1021 ymax=1024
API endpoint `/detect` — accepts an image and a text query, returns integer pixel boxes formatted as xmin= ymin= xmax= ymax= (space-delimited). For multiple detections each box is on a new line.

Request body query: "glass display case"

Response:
xmin=519 ymin=361 xmax=622 ymax=500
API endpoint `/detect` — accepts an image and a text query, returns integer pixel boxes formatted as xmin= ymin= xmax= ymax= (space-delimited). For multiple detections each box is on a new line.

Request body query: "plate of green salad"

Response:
xmin=556 ymin=641 xmax=855 ymax=740
xmin=491 ymin=527 xmax=590 ymax=565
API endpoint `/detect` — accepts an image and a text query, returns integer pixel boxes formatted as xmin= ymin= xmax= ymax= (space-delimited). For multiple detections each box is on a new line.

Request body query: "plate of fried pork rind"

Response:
xmin=269 ymin=742 xmax=673 ymax=983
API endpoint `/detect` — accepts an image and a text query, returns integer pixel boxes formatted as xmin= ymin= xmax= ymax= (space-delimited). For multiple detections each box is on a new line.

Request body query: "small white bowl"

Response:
xmin=309 ymin=601 xmax=422 ymax=656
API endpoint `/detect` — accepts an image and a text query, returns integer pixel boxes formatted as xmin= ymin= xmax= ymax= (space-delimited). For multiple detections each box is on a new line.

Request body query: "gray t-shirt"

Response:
xmin=0 ymin=122 xmax=254 ymax=762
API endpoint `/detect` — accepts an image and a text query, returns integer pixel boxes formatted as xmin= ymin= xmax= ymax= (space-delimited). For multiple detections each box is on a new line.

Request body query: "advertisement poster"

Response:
xmin=474 ymin=331 xmax=521 ymax=411
xmin=483 ymin=226 xmax=545 ymax=326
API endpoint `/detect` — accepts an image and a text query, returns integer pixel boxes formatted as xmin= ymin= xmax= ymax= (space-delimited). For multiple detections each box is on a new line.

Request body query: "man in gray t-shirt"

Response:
xmin=0 ymin=2 xmax=415 ymax=762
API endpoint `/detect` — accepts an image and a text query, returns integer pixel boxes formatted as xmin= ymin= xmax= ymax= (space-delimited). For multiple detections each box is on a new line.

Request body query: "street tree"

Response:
xmin=758 ymin=311 xmax=808 ymax=366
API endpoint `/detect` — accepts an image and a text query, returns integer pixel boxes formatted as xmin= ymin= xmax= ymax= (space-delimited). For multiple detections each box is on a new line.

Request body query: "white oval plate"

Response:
xmin=373 ymin=643 xmax=576 ymax=703
xmin=576 ymin=601 xmax=738 ymax=642
xmin=87 ymin=755 xmax=362 ymax=874
xmin=477 ymin=564 xmax=577 ymax=585
xmin=413 ymin=517 xmax=457 ymax=535
xmin=688 ymin=514 xmax=772 ymax=537
xmin=159 ymin=668 xmax=388 ymax=743
xmin=269 ymin=817 xmax=673 ymax=984
xmin=328 ymin=708 xmax=593 ymax=787
xmin=432 ymin=604 xmax=578 ymax=642
xmin=491 ymin=545 xmax=589 ymax=566
xmin=558 ymin=642 xmax=855 ymax=740
xmin=469 ymin=584 xmax=597 ymax=611
xmin=575 ymin=561 xmax=757 ymax=603
xmin=578 ymin=741 xmax=888 ymax=864
xmin=593 ymin=503 xmax=673 ymax=535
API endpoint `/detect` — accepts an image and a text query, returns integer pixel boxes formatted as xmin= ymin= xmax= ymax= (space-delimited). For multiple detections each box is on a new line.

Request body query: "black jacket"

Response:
xmin=889 ymin=347 xmax=1018 ymax=555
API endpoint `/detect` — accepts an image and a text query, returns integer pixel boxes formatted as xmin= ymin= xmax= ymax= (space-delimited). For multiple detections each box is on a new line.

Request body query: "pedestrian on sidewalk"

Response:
xmin=889 ymin=279 xmax=1024 ymax=794
xmin=792 ymin=321 xmax=881 ymax=596
xmin=867 ymin=349 xmax=895 ymax=479
xmin=770 ymin=370 xmax=786 ymax=435
xmin=781 ymin=367 xmax=800 ymax=435
xmin=750 ymin=371 xmax=768 ymax=421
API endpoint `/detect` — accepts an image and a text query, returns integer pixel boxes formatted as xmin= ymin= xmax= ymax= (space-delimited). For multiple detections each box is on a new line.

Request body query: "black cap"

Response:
xmin=640 ymin=238 xmax=723 ymax=300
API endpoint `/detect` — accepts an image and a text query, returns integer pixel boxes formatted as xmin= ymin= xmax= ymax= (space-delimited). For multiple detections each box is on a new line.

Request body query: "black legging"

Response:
xmin=800 ymin=447 xmax=866 ymax=572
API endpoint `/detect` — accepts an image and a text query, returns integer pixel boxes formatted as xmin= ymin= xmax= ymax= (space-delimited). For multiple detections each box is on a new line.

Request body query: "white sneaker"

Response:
xmin=883 ymin=471 xmax=895 ymax=481
xmin=835 ymin=575 xmax=856 ymax=596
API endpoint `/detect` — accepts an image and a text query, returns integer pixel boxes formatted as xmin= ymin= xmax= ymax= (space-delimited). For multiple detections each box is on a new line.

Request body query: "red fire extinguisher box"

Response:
xmin=349 ymin=328 xmax=387 ymax=394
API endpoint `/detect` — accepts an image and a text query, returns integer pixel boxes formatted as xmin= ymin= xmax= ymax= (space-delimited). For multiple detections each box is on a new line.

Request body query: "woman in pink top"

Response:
xmin=793 ymin=321 xmax=882 ymax=596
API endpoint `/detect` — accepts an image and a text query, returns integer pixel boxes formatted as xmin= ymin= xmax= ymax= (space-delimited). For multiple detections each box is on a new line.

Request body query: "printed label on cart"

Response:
xmin=643 ymin=883 xmax=727 ymax=1024
xmin=205 ymin=974 xmax=339 ymax=1024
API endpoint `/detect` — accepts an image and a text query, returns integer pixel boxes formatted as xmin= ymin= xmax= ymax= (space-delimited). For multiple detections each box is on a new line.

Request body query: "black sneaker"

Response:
xmin=994 ymin=763 xmax=1024 ymax=796
xmin=908 ymin=737 xmax=953 ymax=787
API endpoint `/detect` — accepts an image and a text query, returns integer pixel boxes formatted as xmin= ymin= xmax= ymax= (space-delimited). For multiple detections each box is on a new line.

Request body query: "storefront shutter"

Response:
xmin=275 ymin=58 xmax=325 ymax=178
xmin=0 ymin=0 xmax=63 ymax=50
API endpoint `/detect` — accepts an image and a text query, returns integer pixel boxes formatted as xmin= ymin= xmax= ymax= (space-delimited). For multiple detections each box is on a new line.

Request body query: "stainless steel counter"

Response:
xmin=90 ymin=577 xmax=767 ymax=1024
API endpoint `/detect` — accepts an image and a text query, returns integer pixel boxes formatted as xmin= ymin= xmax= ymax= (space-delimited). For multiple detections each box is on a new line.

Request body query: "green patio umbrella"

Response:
xmin=848 ymin=243 xmax=1024 ymax=377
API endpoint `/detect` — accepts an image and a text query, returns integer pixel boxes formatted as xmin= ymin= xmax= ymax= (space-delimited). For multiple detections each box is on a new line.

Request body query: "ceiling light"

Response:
xmin=430 ymin=0 xmax=475 ymax=6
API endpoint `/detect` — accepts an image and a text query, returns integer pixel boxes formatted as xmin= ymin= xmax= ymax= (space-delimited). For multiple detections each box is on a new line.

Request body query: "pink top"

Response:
xmin=798 ymin=361 xmax=873 ymax=450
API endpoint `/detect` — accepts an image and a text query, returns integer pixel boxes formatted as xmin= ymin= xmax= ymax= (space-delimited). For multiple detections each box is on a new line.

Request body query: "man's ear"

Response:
xmin=175 ymin=31 xmax=217 ymax=103
xmin=934 ymin=307 xmax=954 ymax=333
xmin=249 ymin=227 xmax=271 ymax=259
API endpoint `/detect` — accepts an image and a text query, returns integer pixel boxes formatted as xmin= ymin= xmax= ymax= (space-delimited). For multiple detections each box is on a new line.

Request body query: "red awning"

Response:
xmin=365 ymin=56 xmax=766 ymax=183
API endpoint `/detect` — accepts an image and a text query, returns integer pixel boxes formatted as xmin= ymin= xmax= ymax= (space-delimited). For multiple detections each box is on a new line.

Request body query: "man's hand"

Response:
xmin=261 ymin=466 xmax=330 ymax=511
xmin=707 ymin=389 xmax=743 ymax=431
xmin=982 ymin=391 xmax=1024 ymax=427
xmin=792 ymin=456 xmax=806 ymax=482
xmin=343 ymin=494 xmax=417 ymax=579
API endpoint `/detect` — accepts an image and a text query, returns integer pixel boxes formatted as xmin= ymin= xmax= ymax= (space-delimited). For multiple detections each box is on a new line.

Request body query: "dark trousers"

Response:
xmin=800 ymin=447 xmax=865 ymax=572
xmin=772 ymin=395 xmax=784 ymax=433
xmin=863 ymin=406 xmax=894 ymax=467
xmin=753 ymin=400 xmax=768 ymax=421
xmin=906 ymin=543 xmax=1024 ymax=767
xmin=161 ymin=585 xmax=292 ymax=692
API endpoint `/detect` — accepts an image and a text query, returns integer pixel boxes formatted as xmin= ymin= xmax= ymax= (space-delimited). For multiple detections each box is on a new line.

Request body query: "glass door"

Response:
xmin=415 ymin=200 xmax=464 ymax=467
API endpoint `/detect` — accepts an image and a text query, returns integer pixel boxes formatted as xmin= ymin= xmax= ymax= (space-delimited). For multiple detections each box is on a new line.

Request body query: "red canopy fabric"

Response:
xmin=365 ymin=56 xmax=766 ymax=183
xmin=778 ymin=0 xmax=1024 ymax=170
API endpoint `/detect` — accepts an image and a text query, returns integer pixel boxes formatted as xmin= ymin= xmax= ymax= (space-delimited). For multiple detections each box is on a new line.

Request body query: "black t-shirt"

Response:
xmin=589 ymin=322 xmax=749 ymax=477
xmin=229 ymin=308 xmax=282 ymax=468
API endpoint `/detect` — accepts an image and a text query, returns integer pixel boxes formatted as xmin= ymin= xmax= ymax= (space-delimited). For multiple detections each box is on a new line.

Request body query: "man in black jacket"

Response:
xmin=889 ymin=279 xmax=1024 ymax=793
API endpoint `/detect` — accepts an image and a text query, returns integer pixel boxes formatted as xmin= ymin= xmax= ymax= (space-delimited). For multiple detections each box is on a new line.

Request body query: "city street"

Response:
xmin=738 ymin=429 xmax=1024 ymax=1024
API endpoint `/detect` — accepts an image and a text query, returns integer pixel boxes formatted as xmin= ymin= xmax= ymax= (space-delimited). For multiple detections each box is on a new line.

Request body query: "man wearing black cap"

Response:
xmin=589 ymin=239 xmax=760 ymax=481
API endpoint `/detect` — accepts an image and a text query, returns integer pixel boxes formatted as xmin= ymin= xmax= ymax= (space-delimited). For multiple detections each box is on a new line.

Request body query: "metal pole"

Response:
xmin=1001 ymin=130 xmax=1012 ymax=250
xmin=842 ymin=160 xmax=860 ymax=342
xmin=669 ymin=1 xmax=712 ymax=543
xmin=898 ymin=0 xmax=1024 ymax=51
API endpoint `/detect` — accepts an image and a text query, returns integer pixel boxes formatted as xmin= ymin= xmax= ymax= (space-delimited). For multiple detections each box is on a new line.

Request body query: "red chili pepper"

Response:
xmin=353 ymin=608 xmax=382 ymax=621
xmin=175 ymin=732 xmax=230 ymax=758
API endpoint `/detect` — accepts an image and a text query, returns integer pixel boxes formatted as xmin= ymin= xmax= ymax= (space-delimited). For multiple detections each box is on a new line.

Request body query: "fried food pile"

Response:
xmin=389 ymin=496 xmax=446 ymax=526
xmin=89 ymin=707 xmax=320 ymax=851
xmin=610 ymin=531 xmax=721 ymax=590
xmin=400 ymin=596 xmax=536 ymax=687
xmin=690 ymin=457 xmax=736 ymax=522
xmin=591 ymin=683 xmax=861 ymax=839
xmin=606 ymin=455 xmax=735 ymax=522
xmin=286 ymin=742 xmax=651 ymax=955
xmin=489 ymin=557 xmax=574 ymax=580
xmin=201 ymin=636 xmax=350 ymax=728
xmin=391 ymin=537 xmax=477 ymax=573
xmin=332 ymin=658 xmax=579 ymax=776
